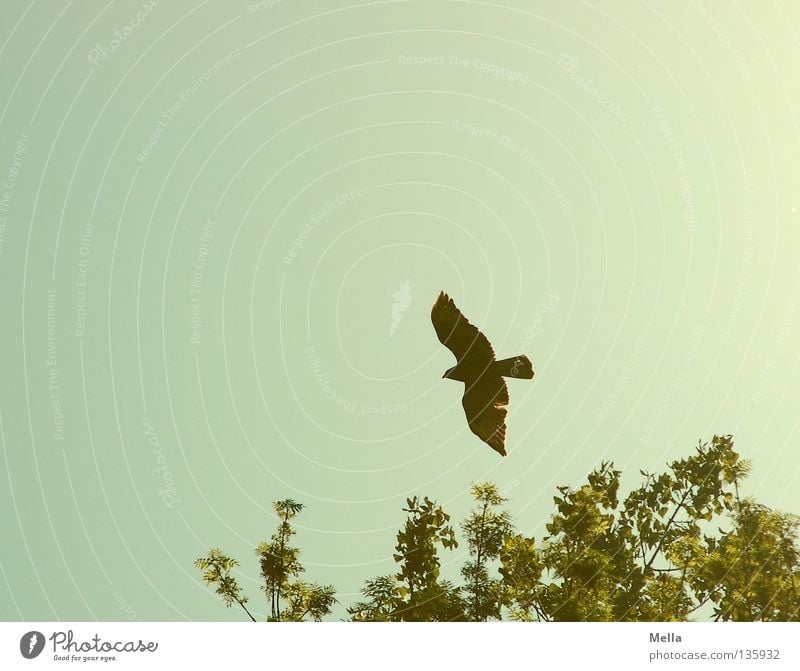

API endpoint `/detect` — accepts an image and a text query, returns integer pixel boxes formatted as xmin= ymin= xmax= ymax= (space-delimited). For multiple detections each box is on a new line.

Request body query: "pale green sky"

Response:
xmin=1 ymin=1 xmax=799 ymax=621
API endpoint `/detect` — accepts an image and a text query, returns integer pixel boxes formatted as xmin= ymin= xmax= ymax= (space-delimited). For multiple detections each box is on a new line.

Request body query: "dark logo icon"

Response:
xmin=20 ymin=631 xmax=45 ymax=659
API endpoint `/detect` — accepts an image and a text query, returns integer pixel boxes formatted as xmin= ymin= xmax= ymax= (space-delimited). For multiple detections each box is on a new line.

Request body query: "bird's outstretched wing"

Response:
xmin=462 ymin=376 xmax=509 ymax=457
xmin=431 ymin=291 xmax=495 ymax=364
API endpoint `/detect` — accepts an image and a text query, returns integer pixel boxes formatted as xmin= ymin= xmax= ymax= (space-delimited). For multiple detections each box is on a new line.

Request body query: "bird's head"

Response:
xmin=442 ymin=366 xmax=463 ymax=381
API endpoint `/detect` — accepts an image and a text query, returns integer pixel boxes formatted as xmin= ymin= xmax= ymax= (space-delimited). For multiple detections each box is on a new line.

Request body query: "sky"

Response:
xmin=1 ymin=0 xmax=799 ymax=621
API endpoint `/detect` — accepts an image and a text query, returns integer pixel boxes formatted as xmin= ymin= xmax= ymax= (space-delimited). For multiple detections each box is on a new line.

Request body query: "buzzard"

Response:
xmin=431 ymin=291 xmax=534 ymax=456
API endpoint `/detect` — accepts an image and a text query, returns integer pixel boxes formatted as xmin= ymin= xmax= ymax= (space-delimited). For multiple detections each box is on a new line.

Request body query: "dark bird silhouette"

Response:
xmin=431 ymin=291 xmax=534 ymax=457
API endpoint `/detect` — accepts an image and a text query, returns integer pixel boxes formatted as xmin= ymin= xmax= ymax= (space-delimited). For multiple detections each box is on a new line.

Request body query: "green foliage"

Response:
xmin=281 ymin=581 xmax=338 ymax=622
xmin=394 ymin=496 xmax=458 ymax=589
xmin=499 ymin=533 xmax=545 ymax=620
xmin=682 ymin=498 xmax=800 ymax=621
xmin=499 ymin=435 xmax=749 ymax=620
xmin=199 ymin=436 xmax=800 ymax=622
xmin=353 ymin=435 xmax=797 ymax=622
xmin=348 ymin=576 xmax=402 ymax=622
xmin=461 ymin=482 xmax=513 ymax=620
xmin=535 ymin=461 xmax=629 ymax=621
xmin=194 ymin=549 xmax=254 ymax=621
xmin=195 ymin=500 xmax=335 ymax=621
xmin=349 ymin=496 xmax=465 ymax=621
xmin=256 ymin=499 xmax=307 ymax=620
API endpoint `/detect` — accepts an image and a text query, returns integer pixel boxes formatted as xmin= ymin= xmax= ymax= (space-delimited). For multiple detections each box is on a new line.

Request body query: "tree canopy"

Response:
xmin=195 ymin=498 xmax=336 ymax=621
xmin=196 ymin=435 xmax=799 ymax=621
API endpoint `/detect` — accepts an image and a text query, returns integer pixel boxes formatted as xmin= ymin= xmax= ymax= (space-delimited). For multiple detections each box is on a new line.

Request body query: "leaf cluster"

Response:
xmin=196 ymin=500 xmax=335 ymax=621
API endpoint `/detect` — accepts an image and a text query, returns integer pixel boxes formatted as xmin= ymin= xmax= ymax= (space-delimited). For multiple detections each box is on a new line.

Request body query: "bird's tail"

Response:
xmin=494 ymin=355 xmax=534 ymax=379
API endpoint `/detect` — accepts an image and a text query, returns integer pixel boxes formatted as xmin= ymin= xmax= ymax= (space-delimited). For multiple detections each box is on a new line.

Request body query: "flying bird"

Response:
xmin=431 ymin=291 xmax=534 ymax=457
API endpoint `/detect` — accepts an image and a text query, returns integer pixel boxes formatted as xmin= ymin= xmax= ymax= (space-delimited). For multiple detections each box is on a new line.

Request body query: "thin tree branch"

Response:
xmin=644 ymin=484 xmax=693 ymax=572
xmin=235 ymin=596 xmax=257 ymax=622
